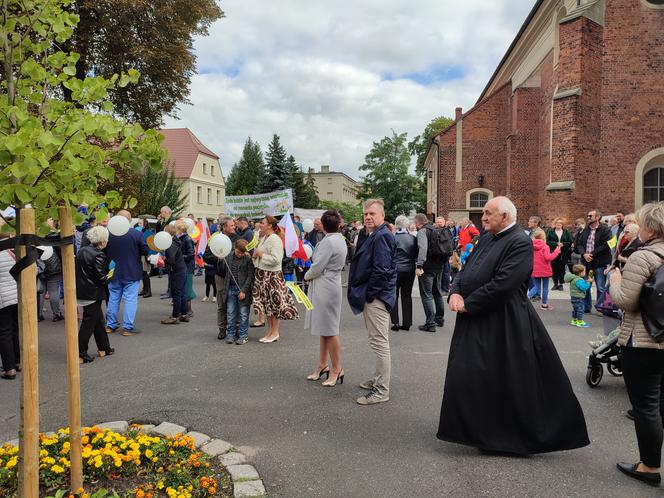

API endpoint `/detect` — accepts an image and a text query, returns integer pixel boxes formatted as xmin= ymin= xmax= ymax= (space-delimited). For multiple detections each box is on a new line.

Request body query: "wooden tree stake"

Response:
xmin=18 ymin=208 xmax=39 ymax=498
xmin=58 ymin=206 xmax=83 ymax=491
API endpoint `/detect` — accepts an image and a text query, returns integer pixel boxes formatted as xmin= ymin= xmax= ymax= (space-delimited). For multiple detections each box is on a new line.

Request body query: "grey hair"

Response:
xmin=636 ymin=202 xmax=664 ymax=239
xmin=220 ymin=216 xmax=234 ymax=229
xmin=395 ymin=215 xmax=410 ymax=230
xmin=493 ymin=196 xmax=517 ymax=223
xmin=160 ymin=206 xmax=172 ymax=215
xmin=363 ymin=198 xmax=385 ymax=214
xmin=86 ymin=226 xmax=109 ymax=246
xmin=623 ymin=222 xmax=639 ymax=235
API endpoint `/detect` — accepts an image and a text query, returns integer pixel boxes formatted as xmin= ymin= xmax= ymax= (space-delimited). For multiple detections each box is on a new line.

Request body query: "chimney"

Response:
xmin=321 ymin=165 xmax=330 ymax=173
xmin=455 ymin=107 xmax=463 ymax=121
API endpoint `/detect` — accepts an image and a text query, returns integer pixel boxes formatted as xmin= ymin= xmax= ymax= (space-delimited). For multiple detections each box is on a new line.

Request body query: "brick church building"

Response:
xmin=425 ymin=0 xmax=664 ymax=227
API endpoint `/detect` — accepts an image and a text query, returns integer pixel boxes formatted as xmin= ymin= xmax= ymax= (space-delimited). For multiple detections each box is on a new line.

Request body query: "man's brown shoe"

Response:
xmin=161 ymin=317 xmax=179 ymax=325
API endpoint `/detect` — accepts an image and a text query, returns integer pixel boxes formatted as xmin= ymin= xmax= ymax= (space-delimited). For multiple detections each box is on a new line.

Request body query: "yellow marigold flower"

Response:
xmin=51 ymin=464 xmax=65 ymax=473
xmin=114 ymin=459 xmax=122 ymax=467
xmin=94 ymin=460 xmax=103 ymax=468
xmin=7 ymin=456 xmax=18 ymax=468
xmin=145 ymin=449 xmax=153 ymax=458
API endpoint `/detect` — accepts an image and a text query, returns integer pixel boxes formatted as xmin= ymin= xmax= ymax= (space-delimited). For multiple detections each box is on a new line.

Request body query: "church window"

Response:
xmin=644 ymin=167 xmax=664 ymax=203
xmin=469 ymin=192 xmax=489 ymax=209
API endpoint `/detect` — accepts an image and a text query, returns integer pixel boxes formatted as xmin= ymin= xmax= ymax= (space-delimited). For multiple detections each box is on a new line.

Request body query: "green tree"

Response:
xmin=133 ymin=165 xmax=188 ymax=217
xmin=225 ymin=137 xmax=265 ymax=195
xmin=0 ymin=0 xmax=165 ymax=233
xmin=359 ymin=131 xmax=425 ymax=220
xmin=408 ymin=115 xmax=454 ymax=177
xmin=318 ymin=200 xmax=362 ymax=223
xmin=299 ymin=169 xmax=321 ymax=208
xmin=286 ymin=155 xmax=318 ymax=208
xmin=262 ymin=134 xmax=289 ymax=193
xmin=63 ymin=0 xmax=224 ymax=127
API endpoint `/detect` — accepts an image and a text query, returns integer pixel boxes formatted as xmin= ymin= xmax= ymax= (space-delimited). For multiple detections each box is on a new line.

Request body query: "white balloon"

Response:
xmin=184 ymin=217 xmax=195 ymax=230
xmin=302 ymin=219 xmax=314 ymax=233
xmin=108 ymin=215 xmax=130 ymax=236
xmin=153 ymin=231 xmax=173 ymax=251
xmin=187 ymin=225 xmax=197 ymax=237
xmin=304 ymin=244 xmax=313 ymax=259
xmin=210 ymin=233 xmax=232 ymax=258
xmin=38 ymin=245 xmax=53 ymax=261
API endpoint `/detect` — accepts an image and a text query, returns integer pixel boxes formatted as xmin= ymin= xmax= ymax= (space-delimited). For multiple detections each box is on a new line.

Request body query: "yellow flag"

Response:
xmin=246 ymin=232 xmax=259 ymax=251
xmin=286 ymin=282 xmax=313 ymax=310
xmin=608 ymin=235 xmax=617 ymax=249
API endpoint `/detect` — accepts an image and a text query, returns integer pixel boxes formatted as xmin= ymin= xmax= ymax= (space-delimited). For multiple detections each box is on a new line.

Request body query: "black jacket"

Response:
xmin=574 ymin=223 xmax=613 ymax=269
xmin=75 ymin=245 xmax=109 ymax=301
xmin=394 ymin=231 xmax=417 ymax=273
xmin=165 ymin=237 xmax=186 ymax=273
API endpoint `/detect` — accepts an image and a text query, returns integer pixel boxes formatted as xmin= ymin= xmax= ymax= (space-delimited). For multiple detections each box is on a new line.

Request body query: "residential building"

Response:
xmin=427 ymin=0 xmax=664 ymax=227
xmin=160 ymin=128 xmax=225 ymax=221
xmin=308 ymin=165 xmax=360 ymax=205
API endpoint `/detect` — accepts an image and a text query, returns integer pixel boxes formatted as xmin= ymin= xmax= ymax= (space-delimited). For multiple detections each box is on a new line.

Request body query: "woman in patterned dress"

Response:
xmin=252 ymin=216 xmax=299 ymax=343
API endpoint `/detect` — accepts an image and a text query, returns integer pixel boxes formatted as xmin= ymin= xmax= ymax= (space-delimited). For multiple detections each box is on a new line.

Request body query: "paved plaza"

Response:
xmin=0 ymin=276 xmax=659 ymax=497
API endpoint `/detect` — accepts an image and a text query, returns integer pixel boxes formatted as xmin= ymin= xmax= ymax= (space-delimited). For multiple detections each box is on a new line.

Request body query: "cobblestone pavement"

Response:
xmin=0 ymin=276 xmax=659 ymax=497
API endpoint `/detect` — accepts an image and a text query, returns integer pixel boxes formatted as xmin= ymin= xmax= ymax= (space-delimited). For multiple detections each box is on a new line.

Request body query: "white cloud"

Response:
xmin=164 ymin=0 xmax=535 ymax=180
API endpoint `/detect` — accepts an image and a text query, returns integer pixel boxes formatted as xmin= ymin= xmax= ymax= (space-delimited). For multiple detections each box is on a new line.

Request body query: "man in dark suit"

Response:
xmin=574 ymin=208 xmax=612 ymax=312
xmin=105 ymin=210 xmax=149 ymax=336
xmin=348 ymin=199 xmax=396 ymax=406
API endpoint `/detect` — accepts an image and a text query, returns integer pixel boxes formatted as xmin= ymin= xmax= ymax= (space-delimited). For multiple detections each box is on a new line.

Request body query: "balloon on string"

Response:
xmin=304 ymin=244 xmax=313 ymax=259
xmin=210 ymin=233 xmax=232 ymax=258
xmin=153 ymin=231 xmax=173 ymax=251
xmin=302 ymin=219 xmax=314 ymax=233
xmin=183 ymin=217 xmax=195 ymax=230
xmin=188 ymin=224 xmax=201 ymax=240
xmin=107 ymin=215 xmax=130 ymax=236
xmin=37 ymin=246 xmax=53 ymax=261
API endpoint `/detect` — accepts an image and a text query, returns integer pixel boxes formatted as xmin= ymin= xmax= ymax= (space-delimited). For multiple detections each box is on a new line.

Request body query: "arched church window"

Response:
xmin=644 ymin=167 xmax=664 ymax=203
xmin=469 ymin=192 xmax=489 ymax=209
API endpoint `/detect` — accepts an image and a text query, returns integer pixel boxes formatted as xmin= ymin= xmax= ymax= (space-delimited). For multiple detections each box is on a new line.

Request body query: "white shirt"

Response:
xmin=497 ymin=222 xmax=516 ymax=235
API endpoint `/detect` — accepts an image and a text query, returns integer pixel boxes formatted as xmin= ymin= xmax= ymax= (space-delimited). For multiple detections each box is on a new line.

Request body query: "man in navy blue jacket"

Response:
xmin=348 ymin=199 xmax=396 ymax=406
xmin=105 ymin=210 xmax=149 ymax=335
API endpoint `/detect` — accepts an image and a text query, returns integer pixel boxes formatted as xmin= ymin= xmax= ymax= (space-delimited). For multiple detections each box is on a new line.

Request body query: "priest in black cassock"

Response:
xmin=437 ymin=196 xmax=589 ymax=455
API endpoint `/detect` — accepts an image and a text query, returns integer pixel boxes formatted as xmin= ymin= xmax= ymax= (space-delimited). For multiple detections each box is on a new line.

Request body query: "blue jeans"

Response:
xmin=571 ymin=297 xmax=585 ymax=320
xmin=529 ymin=277 xmax=539 ymax=298
xmin=170 ymin=270 xmax=187 ymax=318
xmin=440 ymin=260 xmax=451 ymax=293
xmin=227 ymin=286 xmax=250 ymax=340
xmin=419 ymin=271 xmax=445 ymax=327
xmin=584 ymin=265 xmax=607 ymax=312
xmin=106 ymin=280 xmax=140 ymax=330
xmin=528 ymin=277 xmax=549 ymax=305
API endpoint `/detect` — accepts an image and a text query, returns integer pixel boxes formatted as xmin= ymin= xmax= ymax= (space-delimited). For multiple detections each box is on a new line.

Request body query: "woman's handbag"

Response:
xmin=639 ymin=249 xmax=664 ymax=342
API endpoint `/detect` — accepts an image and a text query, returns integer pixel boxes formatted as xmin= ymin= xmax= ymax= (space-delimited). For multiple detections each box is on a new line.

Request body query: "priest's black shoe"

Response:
xmin=391 ymin=324 xmax=400 ymax=331
xmin=418 ymin=325 xmax=436 ymax=333
xmin=616 ymin=462 xmax=661 ymax=487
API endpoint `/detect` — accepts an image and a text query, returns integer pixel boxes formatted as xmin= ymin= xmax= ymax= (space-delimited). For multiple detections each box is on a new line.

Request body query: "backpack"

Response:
xmin=639 ymin=249 xmax=664 ymax=342
xmin=425 ymin=225 xmax=453 ymax=259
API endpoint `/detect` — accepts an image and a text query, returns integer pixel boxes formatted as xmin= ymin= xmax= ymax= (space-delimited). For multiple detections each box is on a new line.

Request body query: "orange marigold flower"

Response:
xmin=208 ymin=487 xmax=216 ymax=494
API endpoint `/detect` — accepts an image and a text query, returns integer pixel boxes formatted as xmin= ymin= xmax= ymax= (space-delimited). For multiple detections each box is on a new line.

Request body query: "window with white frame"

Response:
xmin=644 ymin=167 xmax=664 ymax=203
xmin=196 ymin=186 xmax=202 ymax=203
xmin=207 ymin=188 xmax=212 ymax=204
xmin=469 ymin=192 xmax=489 ymax=209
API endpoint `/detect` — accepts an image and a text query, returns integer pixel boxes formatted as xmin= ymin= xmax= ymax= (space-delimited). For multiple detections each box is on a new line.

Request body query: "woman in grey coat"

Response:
xmin=305 ymin=210 xmax=348 ymax=387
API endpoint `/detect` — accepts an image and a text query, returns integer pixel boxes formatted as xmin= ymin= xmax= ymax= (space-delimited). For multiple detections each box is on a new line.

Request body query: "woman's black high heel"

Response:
xmin=307 ymin=367 xmax=330 ymax=381
xmin=322 ymin=370 xmax=344 ymax=387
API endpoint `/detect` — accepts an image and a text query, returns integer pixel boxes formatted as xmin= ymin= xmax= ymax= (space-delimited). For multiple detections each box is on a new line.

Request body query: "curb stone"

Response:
xmin=1 ymin=420 xmax=266 ymax=498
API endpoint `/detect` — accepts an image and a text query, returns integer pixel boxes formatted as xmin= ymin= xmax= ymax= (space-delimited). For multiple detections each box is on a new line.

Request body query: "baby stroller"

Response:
xmin=586 ymin=329 xmax=622 ymax=387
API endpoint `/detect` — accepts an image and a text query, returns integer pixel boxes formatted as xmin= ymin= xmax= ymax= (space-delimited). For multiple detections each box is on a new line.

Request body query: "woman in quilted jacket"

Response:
xmin=609 ymin=201 xmax=664 ymax=488
xmin=0 ymin=229 xmax=19 ymax=380
xmin=528 ymin=229 xmax=561 ymax=310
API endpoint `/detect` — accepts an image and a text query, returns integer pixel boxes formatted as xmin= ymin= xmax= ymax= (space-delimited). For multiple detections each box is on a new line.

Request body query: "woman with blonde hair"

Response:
xmin=609 ymin=202 xmax=664 ymax=487
xmin=252 ymin=216 xmax=298 ymax=343
xmin=546 ymin=218 xmax=573 ymax=291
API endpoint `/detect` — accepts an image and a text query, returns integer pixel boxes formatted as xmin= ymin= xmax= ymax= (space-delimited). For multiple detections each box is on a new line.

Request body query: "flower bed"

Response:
xmin=0 ymin=426 xmax=232 ymax=498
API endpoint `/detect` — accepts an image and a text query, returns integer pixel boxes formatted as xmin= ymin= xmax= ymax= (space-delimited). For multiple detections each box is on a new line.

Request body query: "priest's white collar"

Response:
xmin=497 ymin=222 xmax=517 ymax=235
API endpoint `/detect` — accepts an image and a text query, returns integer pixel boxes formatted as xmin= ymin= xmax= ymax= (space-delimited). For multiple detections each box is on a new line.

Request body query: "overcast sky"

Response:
xmin=164 ymin=0 xmax=535 ymax=180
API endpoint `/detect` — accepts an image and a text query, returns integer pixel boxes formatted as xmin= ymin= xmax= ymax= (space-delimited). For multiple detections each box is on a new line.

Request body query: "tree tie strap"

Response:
xmin=0 ymin=234 xmax=74 ymax=281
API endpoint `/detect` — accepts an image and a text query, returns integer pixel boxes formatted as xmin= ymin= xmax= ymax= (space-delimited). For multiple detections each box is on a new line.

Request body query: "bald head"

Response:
xmin=482 ymin=196 xmax=517 ymax=234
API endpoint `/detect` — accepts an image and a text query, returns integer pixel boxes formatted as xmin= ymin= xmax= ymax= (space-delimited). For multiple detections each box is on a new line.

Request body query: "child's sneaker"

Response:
xmin=201 ymin=296 xmax=209 ymax=302
xmin=212 ymin=296 xmax=217 ymax=303
xmin=575 ymin=320 xmax=591 ymax=328
xmin=570 ymin=319 xmax=579 ymax=326
xmin=541 ymin=304 xmax=553 ymax=310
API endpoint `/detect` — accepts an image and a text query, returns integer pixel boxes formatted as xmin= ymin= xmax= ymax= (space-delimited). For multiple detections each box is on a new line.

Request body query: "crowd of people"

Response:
xmin=2 ymin=197 xmax=664 ymax=488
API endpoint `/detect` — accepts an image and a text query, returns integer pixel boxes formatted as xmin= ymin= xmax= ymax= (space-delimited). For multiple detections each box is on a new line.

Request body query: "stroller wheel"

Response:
xmin=607 ymin=362 xmax=623 ymax=377
xmin=586 ymin=364 xmax=603 ymax=387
